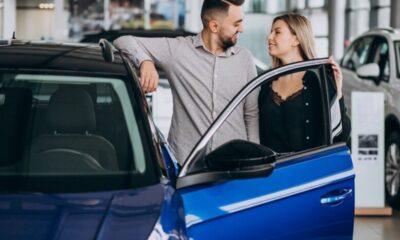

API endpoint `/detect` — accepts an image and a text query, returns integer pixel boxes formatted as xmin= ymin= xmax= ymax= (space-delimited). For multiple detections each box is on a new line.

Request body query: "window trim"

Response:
xmin=394 ymin=41 xmax=400 ymax=79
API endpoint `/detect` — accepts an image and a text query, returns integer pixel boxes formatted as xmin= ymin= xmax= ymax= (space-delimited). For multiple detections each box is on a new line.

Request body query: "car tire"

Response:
xmin=385 ymin=132 xmax=400 ymax=208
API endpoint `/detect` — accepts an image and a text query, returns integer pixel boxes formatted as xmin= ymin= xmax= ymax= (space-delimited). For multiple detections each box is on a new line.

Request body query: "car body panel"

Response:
xmin=0 ymin=184 xmax=164 ymax=240
xmin=179 ymin=145 xmax=354 ymax=239
xmin=0 ymin=42 xmax=127 ymax=76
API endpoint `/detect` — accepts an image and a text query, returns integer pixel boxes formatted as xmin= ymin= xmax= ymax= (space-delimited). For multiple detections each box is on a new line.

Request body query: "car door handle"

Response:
xmin=320 ymin=188 xmax=353 ymax=206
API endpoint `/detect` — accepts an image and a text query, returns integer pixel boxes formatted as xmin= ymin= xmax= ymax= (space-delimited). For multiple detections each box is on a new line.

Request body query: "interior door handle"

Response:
xmin=320 ymin=188 xmax=353 ymax=206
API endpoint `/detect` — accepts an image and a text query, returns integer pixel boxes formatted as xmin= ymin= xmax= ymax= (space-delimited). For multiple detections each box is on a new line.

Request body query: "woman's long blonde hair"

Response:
xmin=271 ymin=13 xmax=316 ymax=68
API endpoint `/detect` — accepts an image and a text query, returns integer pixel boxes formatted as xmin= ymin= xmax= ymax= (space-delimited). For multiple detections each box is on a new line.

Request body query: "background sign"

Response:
xmin=351 ymin=92 xmax=385 ymax=208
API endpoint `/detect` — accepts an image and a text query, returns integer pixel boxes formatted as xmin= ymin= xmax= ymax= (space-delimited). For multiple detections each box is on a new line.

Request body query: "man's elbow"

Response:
xmin=113 ymin=35 xmax=132 ymax=50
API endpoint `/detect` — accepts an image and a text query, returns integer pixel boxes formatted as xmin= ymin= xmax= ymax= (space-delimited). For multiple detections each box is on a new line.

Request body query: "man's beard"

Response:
xmin=220 ymin=34 xmax=238 ymax=49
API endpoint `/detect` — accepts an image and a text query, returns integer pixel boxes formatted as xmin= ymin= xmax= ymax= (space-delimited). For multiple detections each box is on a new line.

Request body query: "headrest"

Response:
xmin=47 ymin=87 xmax=96 ymax=133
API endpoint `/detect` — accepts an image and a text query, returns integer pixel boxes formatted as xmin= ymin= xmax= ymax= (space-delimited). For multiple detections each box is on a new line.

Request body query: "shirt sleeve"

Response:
xmin=243 ymin=55 xmax=260 ymax=144
xmin=113 ymin=35 xmax=176 ymax=68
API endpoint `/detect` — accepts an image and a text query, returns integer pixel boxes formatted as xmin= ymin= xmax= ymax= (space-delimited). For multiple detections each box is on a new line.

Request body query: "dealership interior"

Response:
xmin=2 ymin=0 xmax=400 ymax=239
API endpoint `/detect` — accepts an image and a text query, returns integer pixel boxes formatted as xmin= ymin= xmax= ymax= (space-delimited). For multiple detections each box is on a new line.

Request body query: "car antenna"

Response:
xmin=12 ymin=31 xmax=16 ymax=39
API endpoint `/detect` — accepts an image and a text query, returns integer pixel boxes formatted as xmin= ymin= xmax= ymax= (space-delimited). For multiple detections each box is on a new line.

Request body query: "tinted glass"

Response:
xmin=371 ymin=37 xmax=390 ymax=81
xmin=395 ymin=41 xmax=400 ymax=78
xmin=0 ymin=73 xmax=156 ymax=193
xmin=204 ymin=66 xmax=327 ymax=157
xmin=342 ymin=36 xmax=374 ymax=71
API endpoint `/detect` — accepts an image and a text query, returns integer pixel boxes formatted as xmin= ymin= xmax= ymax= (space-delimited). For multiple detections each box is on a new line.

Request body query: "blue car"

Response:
xmin=0 ymin=39 xmax=354 ymax=239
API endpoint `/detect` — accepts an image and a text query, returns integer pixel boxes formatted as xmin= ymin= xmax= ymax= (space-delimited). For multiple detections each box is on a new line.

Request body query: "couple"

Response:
xmin=114 ymin=0 xmax=350 ymax=165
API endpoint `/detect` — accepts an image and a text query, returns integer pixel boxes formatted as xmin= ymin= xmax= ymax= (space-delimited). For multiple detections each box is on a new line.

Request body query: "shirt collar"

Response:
xmin=194 ymin=33 xmax=236 ymax=57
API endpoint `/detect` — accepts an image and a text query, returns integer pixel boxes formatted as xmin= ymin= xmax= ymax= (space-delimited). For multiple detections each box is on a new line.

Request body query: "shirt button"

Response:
xmin=306 ymin=136 xmax=310 ymax=140
xmin=304 ymin=86 xmax=307 ymax=90
xmin=305 ymin=102 xmax=309 ymax=106
xmin=306 ymin=120 xmax=310 ymax=123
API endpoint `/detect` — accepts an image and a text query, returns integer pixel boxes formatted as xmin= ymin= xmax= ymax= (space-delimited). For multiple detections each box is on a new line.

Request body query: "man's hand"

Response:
xmin=139 ymin=60 xmax=159 ymax=93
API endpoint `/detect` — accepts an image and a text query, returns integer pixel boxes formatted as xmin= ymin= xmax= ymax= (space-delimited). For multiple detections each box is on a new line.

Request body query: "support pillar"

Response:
xmin=2 ymin=0 xmax=16 ymax=39
xmin=52 ymin=0 xmax=64 ymax=40
xmin=390 ymin=0 xmax=400 ymax=28
xmin=328 ymin=0 xmax=346 ymax=59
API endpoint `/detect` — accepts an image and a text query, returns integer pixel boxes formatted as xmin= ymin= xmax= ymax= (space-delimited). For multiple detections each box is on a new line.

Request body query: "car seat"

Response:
xmin=30 ymin=87 xmax=118 ymax=171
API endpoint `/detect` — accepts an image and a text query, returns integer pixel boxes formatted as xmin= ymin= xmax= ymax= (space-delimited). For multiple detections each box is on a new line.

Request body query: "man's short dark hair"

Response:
xmin=201 ymin=0 xmax=244 ymax=27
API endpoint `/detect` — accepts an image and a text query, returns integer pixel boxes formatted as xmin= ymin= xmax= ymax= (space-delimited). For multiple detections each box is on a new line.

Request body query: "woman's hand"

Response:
xmin=329 ymin=56 xmax=343 ymax=99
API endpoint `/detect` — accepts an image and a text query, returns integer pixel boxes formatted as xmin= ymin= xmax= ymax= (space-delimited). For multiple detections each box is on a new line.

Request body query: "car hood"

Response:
xmin=0 ymin=184 xmax=163 ymax=240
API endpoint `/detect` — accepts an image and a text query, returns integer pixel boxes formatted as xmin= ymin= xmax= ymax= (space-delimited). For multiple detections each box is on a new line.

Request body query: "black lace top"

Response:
xmin=259 ymin=71 xmax=324 ymax=153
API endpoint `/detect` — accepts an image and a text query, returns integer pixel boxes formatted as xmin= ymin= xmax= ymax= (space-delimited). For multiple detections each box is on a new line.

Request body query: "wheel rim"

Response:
xmin=386 ymin=143 xmax=400 ymax=197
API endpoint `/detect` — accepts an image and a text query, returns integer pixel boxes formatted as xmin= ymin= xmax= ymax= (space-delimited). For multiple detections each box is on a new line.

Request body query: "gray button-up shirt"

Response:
xmin=114 ymin=33 xmax=259 ymax=164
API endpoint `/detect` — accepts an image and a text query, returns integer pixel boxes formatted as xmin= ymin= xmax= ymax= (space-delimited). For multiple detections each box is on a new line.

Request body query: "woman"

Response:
xmin=259 ymin=13 xmax=350 ymax=153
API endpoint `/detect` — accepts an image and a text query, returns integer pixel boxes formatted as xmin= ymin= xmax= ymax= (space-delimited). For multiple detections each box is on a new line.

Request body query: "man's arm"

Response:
xmin=113 ymin=36 xmax=175 ymax=92
xmin=244 ymin=56 xmax=260 ymax=143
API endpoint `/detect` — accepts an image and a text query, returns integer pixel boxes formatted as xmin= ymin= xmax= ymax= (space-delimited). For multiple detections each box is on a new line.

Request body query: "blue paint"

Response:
xmin=179 ymin=146 xmax=354 ymax=239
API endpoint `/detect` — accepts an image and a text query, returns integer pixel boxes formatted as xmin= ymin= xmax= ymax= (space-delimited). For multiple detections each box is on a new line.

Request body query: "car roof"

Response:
xmin=80 ymin=29 xmax=196 ymax=43
xmin=360 ymin=28 xmax=400 ymax=41
xmin=0 ymin=41 xmax=128 ymax=76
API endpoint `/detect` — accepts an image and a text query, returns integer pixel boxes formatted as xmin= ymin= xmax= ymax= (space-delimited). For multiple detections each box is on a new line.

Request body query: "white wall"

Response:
xmin=184 ymin=0 xmax=202 ymax=32
xmin=2 ymin=0 xmax=16 ymax=39
xmin=238 ymin=14 xmax=272 ymax=66
xmin=0 ymin=1 xmax=3 ymax=38
xmin=16 ymin=9 xmax=69 ymax=40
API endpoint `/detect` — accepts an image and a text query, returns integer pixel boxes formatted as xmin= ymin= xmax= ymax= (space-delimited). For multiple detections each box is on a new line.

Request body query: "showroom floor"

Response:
xmin=353 ymin=209 xmax=400 ymax=239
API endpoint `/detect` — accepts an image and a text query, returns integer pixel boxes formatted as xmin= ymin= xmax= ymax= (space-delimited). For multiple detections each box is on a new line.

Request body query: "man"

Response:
xmin=114 ymin=0 xmax=259 ymax=164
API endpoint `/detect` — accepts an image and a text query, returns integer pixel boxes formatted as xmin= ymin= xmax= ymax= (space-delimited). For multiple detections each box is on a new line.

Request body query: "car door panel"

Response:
xmin=179 ymin=144 xmax=354 ymax=239
xmin=175 ymin=60 xmax=354 ymax=239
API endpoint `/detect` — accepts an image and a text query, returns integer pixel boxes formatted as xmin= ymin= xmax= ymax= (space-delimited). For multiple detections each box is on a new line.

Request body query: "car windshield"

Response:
xmin=0 ymin=72 xmax=149 ymax=193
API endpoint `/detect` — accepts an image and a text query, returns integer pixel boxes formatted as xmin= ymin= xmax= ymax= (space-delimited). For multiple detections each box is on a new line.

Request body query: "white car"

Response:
xmin=340 ymin=27 xmax=400 ymax=208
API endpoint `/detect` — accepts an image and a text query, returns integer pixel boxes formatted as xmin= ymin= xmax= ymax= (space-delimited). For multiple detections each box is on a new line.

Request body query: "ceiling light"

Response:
xmin=39 ymin=3 xmax=55 ymax=10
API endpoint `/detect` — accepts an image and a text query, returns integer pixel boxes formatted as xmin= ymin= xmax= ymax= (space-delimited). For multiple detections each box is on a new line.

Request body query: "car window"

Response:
xmin=208 ymin=66 xmax=328 ymax=156
xmin=0 ymin=73 xmax=158 ymax=193
xmin=371 ymin=37 xmax=390 ymax=82
xmin=180 ymin=60 xmax=338 ymax=177
xmin=341 ymin=36 xmax=374 ymax=71
xmin=394 ymin=41 xmax=400 ymax=78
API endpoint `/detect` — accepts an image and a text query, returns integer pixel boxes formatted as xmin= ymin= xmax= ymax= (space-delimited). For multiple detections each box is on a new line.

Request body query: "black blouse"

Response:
xmin=259 ymin=71 xmax=351 ymax=153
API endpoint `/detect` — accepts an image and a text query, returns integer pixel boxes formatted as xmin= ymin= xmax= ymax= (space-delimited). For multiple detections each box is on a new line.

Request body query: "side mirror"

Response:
xmin=176 ymin=140 xmax=276 ymax=189
xmin=206 ymin=140 xmax=276 ymax=175
xmin=356 ymin=63 xmax=380 ymax=81
xmin=99 ymin=38 xmax=115 ymax=63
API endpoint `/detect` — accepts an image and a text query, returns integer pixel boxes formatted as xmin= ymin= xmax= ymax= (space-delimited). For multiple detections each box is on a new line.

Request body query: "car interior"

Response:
xmin=0 ymin=75 xmax=134 ymax=175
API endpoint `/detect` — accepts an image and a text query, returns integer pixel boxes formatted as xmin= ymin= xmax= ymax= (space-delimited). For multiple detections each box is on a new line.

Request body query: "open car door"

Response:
xmin=176 ymin=59 xmax=354 ymax=239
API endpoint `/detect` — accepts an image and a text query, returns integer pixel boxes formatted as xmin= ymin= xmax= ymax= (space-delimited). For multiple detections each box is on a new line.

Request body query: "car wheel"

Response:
xmin=385 ymin=132 xmax=400 ymax=208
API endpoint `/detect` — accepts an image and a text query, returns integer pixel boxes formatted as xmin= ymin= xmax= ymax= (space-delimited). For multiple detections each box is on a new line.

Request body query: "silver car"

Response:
xmin=340 ymin=27 xmax=400 ymax=208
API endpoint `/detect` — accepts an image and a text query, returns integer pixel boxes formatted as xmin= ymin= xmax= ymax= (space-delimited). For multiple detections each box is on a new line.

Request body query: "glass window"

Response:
xmin=205 ymin=66 xmax=327 ymax=157
xmin=246 ymin=0 xmax=287 ymax=14
xmin=371 ymin=37 xmax=390 ymax=82
xmin=296 ymin=0 xmax=306 ymax=9
xmin=341 ymin=36 xmax=374 ymax=71
xmin=184 ymin=63 xmax=346 ymax=177
xmin=308 ymin=0 xmax=325 ymax=8
xmin=0 ymin=73 xmax=156 ymax=193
